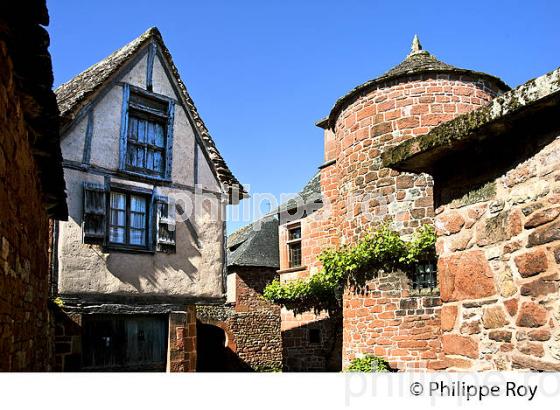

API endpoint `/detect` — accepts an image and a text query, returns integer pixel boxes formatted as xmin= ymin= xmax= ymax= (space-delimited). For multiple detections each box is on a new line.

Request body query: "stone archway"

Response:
xmin=196 ymin=319 xmax=250 ymax=371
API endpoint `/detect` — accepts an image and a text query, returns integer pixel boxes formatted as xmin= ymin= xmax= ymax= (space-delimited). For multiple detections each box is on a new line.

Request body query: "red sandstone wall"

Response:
xmin=436 ymin=137 xmax=560 ymax=371
xmin=278 ymin=158 xmax=341 ymax=371
xmin=197 ymin=267 xmax=282 ymax=371
xmin=0 ymin=34 xmax=53 ymax=371
xmin=334 ymin=74 xmax=505 ymax=370
xmin=333 ymin=74 xmax=501 ymax=241
xmin=168 ymin=307 xmax=197 ymax=372
xmin=279 ymin=73 xmax=504 ymax=371
xmin=235 ymin=268 xmax=280 ymax=312
xmin=344 ymin=277 xmax=443 ymax=370
xmin=233 ymin=267 xmax=283 ymax=370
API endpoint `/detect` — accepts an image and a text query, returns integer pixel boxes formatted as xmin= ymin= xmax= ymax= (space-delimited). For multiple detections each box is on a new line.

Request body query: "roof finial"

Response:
xmin=411 ymin=34 xmax=422 ymax=53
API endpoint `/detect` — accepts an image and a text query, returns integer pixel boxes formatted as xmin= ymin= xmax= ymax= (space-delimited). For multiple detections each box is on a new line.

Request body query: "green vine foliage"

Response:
xmin=345 ymin=355 xmax=391 ymax=372
xmin=263 ymin=224 xmax=436 ymax=314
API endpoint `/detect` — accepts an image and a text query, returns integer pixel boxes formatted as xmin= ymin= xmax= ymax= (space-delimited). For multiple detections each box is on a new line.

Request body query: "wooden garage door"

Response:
xmin=82 ymin=314 xmax=168 ymax=371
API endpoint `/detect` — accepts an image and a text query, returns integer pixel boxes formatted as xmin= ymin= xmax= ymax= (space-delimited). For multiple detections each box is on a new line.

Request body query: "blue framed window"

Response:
xmin=119 ymin=84 xmax=174 ymax=180
xmin=82 ymin=182 xmax=176 ymax=253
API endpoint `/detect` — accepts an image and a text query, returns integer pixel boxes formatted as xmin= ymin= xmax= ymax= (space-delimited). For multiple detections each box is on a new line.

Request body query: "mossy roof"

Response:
xmin=382 ymin=66 xmax=560 ymax=173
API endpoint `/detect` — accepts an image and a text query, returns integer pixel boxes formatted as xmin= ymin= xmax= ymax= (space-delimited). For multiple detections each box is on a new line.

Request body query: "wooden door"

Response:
xmin=82 ymin=314 xmax=167 ymax=371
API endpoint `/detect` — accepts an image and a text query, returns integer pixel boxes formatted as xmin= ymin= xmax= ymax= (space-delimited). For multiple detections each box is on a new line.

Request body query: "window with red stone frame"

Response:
xmin=287 ymin=224 xmax=302 ymax=268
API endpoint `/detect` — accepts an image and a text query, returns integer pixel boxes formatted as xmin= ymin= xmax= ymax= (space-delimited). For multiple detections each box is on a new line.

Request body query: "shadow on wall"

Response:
xmin=66 ymin=197 xmax=202 ymax=292
xmin=434 ymin=108 xmax=560 ymax=207
xmin=282 ymin=315 xmax=343 ymax=372
xmin=106 ymin=218 xmax=201 ymax=291
xmin=196 ymin=320 xmax=254 ymax=372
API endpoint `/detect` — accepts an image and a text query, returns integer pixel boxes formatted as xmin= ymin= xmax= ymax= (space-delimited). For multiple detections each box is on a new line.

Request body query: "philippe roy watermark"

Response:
xmin=163 ymin=182 xmax=394 ymax=231
xmin=345 ymin=371 xmax=560 ymax=406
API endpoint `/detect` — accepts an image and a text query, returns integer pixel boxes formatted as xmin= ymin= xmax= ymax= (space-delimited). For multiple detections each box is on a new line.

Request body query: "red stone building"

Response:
xmin=277 ymin=174 xmax=342 ymax=371
xmin=277 ymin=36 xmax=512 ymax=370
xmin=0 ymin=2 xmax=68 ymax=370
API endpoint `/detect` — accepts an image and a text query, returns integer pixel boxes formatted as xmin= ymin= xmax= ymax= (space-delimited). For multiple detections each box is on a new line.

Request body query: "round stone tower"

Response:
xmin=319 ymin=35 xmax=509 ymax=243
xmin=316 ymin=36 xmax=510 ymax=370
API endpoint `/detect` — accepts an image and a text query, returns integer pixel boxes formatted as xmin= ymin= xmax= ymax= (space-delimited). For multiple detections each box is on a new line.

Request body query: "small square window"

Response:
xmin=411 ymin=262 xmax=437 ymax=291
xmin=120 ymin=86 xmax=174 ymax=180
xmin=309 ymin=328 xmax=321 ymax=344
xmin=126 ymin=114 xmax=166 ymax=176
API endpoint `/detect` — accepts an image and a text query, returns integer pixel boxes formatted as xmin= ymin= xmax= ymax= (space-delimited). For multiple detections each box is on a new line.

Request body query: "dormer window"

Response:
xmin=119 ymin=84 xmax=175 ymax=180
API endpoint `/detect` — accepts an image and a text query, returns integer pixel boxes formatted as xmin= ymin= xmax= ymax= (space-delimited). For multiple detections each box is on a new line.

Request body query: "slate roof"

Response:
xmin=226 ymin=171 xmax=322 ymax=268
xmin=319 ymin=36 xmax=510 ymax=129
xmin=276 ymin=171 xmax=322 ymax=213
xmin=227 ymin=215 xmax=279 ymax=268
xmin=55 ymin=27 xmax=245 ymax=197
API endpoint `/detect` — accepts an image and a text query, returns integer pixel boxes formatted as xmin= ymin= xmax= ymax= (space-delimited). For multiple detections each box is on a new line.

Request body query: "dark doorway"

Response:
xmin=196 ymin=321 xmax=252 ymax=371
xmin=82 ymin=314 xmax=167 ymax=371
xmin=196 ymin=321 xmax=228 ymax=371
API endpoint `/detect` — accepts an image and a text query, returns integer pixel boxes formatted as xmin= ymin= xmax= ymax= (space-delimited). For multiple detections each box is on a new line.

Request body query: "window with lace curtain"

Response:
xmin=108 ymin=191 xmax=149 ymax=248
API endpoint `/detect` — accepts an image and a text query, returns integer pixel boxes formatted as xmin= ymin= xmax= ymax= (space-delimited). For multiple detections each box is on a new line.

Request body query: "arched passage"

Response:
xmin=196 ymin=320 xmax=251 ymax=372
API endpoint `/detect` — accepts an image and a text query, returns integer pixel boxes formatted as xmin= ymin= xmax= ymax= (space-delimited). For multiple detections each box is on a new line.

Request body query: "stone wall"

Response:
xmin=329 ymin=74 xmax=502 ymax=370
xmin=435 ymin=135 xmax=560 ymax=371
xmin=343 ymin=274 xmax=443 ymax=370
xmin=277 ymin=152 xmax=341 ymax=371
xmin=168 ymin=307 xmax=197 ymax=372
xmin=0 ymin=12 xmax=55 ymax=371
xmin=197 ymin=267 xmax=282 ymax=371
xmin=332 ymin=74 xmax=501 ymax=242
xmin=53 ymin=309 xmax=82 ymax=371
xmin=281 ymin=309 xmax=342 ymax=371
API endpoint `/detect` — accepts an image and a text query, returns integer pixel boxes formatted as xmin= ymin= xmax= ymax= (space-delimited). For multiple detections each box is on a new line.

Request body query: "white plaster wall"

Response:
xmin=171 ymin=105 xmax=195 ymax=185
xmin=152 ymin=56 xmax=175 ymax=97
xmin=88 ymin=85 xmax=122 ymax=169
xmin=197 ymin=143 xmax=221 ymax=192
xmin=58 ymin=168 xmax=224 ymax=298
xmin=120 ymin=52 xmax=148 ymax=89
xmin=60 ymin=114 xmax=87 ymax=162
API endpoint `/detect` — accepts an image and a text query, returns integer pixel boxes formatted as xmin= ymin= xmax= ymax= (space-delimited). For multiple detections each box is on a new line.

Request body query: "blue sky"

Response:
xmin=48 ymin=0 xmax=560 ymax=233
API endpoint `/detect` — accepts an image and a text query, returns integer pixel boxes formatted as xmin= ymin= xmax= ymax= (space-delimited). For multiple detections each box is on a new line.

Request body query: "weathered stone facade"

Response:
xmin=0 ymin=3 xmax=67 ymax=371
xmin=384 ymin=66 xmax=560 ymax=370
xmin=197 ymin=266 xmax=283 ymax=371
xmin=434 ymin=115 xmax=559 ymax=370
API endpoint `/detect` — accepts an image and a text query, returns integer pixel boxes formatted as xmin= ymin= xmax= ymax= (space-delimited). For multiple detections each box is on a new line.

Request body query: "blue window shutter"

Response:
xmin=165 ymin=101 xmax=175 ymax=180
xmin=83 ymin=182 xmax=107 ymax=244
xmin=119 ymin=83 xmax=130 ymax=171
